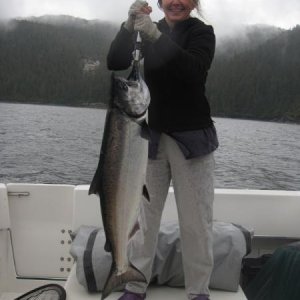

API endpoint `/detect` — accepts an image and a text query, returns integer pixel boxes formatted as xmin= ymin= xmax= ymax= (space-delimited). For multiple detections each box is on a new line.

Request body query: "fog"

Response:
xmin=0 ymin=0 xmax=299 ymax=37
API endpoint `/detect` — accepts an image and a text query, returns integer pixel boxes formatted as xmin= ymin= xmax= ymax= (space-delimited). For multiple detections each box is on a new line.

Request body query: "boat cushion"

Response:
xmin=70 ymin=221 xmax=251 ymax=292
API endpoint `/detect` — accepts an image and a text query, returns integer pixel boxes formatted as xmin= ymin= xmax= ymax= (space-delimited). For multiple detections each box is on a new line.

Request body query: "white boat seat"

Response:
xmin=214 ymin=189 xmax=300 ymax=239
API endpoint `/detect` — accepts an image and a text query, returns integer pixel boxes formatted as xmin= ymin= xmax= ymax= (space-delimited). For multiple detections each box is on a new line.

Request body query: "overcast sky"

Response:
xmin=0 ymin=0 xmax=299 ymax=36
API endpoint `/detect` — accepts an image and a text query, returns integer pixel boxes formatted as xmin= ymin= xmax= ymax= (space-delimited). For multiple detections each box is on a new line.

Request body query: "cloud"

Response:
xmin=202 ymin=0 xmax=300 ymax=36
xmin=0 ymin=0 xmax=25 ymax=20
xmin=83 ymin=0 xmax=164 ymax=22
xmin=0 ymin=0 xmax=299 ymax=35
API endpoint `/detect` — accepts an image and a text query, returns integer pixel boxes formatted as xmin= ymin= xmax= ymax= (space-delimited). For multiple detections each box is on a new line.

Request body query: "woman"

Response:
xmin=107 ymin=1 xmax=218 ymax=299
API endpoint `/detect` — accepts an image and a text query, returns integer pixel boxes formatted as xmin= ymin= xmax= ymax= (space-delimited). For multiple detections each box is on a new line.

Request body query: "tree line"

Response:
xmin=0 ymin=16 xmax=299 ymax=122
xmin=0 ymin=16 xmax=118 ymax=107
xmin=207 ymin=24 xmax=300 ymax=122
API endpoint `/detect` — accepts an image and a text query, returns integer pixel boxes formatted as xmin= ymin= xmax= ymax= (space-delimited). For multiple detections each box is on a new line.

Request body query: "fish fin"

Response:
xmin=104 ymin=240 xmax=112 ymax=252
xmin=140 ymin=120 xmax=151 ymax=141
xmin=143 ymin=185 xmax=150 ymax=202
xmin=101 ymin=264 xmax=146 ymax=300
xmin=88 ymin=173 xmax=99 ymax=196
xmin=88 ymin=160 xmax=102 ymax=196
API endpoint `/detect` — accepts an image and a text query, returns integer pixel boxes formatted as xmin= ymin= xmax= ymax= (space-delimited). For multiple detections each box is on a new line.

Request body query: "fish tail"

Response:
xmin=101 ymin=264 xmax=146 ymax=300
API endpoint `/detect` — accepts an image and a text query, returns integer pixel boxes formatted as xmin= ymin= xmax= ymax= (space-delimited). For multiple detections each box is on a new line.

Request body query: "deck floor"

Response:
xmin=0 ymin=269 xmax=247 ymax=300
xmin=65 ymin=267 xmax=247 ymax=300
xmin=1 ymin=288 xmax=247 ymax=300
xmin=0 ymin=293 xmax=21 ymax=300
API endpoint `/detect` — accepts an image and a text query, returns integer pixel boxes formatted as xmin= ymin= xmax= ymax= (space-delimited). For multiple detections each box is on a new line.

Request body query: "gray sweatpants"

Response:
xmin=127 ymin=134 xmax=215 ymax=299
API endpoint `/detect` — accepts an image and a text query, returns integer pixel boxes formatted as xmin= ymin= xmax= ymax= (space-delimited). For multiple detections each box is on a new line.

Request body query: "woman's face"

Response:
xmin=160 ymin=0 xmax=196 ymax=25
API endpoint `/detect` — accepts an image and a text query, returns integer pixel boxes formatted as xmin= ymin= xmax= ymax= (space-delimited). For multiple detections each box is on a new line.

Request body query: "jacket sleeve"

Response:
xmin=106 ymin=24 xmax=135 ymax=71
xmin=152 ymin=24 xmax=215 ymax=81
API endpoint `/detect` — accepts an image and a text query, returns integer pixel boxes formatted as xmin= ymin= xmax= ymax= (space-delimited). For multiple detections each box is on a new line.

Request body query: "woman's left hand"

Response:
xmin=134 ymin=14 xmax=161 ymax=42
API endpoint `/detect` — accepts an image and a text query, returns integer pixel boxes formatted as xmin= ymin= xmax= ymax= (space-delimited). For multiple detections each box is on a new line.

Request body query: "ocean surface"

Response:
xmin=0 ymin=102 xmax=299 ymax=191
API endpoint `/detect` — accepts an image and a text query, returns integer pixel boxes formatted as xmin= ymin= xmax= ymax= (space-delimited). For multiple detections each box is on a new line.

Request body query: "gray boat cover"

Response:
xmin=70 ymin=221 xmax=251 ymax=293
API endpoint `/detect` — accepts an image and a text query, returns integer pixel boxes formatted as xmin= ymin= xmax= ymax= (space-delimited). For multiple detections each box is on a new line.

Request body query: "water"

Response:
xmin=0 ymin=102 xmax=299 ymax=191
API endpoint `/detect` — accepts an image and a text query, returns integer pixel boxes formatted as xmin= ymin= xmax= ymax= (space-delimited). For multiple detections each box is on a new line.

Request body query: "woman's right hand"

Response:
xmin=124 ymin=0 xmax=152 ymax=32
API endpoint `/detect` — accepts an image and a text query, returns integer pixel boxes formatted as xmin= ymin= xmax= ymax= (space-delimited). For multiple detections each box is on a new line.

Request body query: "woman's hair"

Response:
xmin=157 ymin=0 xmax=201 ymax=15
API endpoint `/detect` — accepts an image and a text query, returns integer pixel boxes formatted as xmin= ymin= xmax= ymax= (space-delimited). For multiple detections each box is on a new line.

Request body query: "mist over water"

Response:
xmin=1 ymin=0 xmax=300 ymax=36
xmin=0 ymin=103 xmax=299 ymax=191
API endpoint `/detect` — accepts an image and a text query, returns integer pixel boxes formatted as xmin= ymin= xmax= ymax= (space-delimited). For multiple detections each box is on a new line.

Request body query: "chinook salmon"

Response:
xmin=89 ymin=33 xmax=150 ymax=300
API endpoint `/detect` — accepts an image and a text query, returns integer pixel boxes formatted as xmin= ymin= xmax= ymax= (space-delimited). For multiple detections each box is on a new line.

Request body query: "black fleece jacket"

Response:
xmin=107 ymin=17 xmax=216 ymax=132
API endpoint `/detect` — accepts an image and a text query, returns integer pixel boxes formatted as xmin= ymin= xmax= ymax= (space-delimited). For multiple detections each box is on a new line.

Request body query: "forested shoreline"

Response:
xmin=0 ymin=16 xmax=299 ymax=122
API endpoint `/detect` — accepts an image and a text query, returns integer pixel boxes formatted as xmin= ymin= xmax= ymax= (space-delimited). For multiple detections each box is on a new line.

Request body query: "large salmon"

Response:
xmin=89 ymin=35 xmax=150 ymax=300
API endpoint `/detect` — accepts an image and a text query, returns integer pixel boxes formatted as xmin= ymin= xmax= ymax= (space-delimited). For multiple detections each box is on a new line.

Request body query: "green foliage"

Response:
xmin=0 ymin=17 xmax=299 ymax=123
xmin=207 ymin=25 xmax=300 ymax=123
xmin=0 ymin=17 xmax=119 ymax=107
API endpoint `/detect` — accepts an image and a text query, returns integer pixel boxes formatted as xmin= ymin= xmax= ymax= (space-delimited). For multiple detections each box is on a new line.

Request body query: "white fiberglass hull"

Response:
xmin=1 ymin=183 xmax=300 ymax=300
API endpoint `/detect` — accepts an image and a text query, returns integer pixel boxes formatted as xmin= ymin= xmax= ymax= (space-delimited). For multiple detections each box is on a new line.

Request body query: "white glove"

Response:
xmin=124 ymin=0 xmax=149 ymax=32
xmin=134 ymin=14 xmax=161 ymax=42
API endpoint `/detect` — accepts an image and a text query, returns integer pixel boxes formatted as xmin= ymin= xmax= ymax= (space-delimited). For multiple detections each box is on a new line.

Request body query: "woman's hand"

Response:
xmin=124 ymin=0 xmax=152 ymax=32
xmin=134 ymin=14 xmax=161 ymax=42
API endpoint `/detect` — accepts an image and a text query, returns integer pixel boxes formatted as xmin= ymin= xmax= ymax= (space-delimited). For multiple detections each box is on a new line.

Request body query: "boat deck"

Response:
xmin=65 ymin=266 xmax=247 ymax=300
xmin=0 ymin=293 xmax=21 ymax=300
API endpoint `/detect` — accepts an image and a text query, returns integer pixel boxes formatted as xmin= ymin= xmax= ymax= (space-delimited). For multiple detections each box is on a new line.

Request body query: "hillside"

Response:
xmin=0 ymin=16 xmax=118 ymax=106
xmin=207 ymin=25 xmax=300 ymax=122
xmin=0 ymin=16 xmax=299 ymax=122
